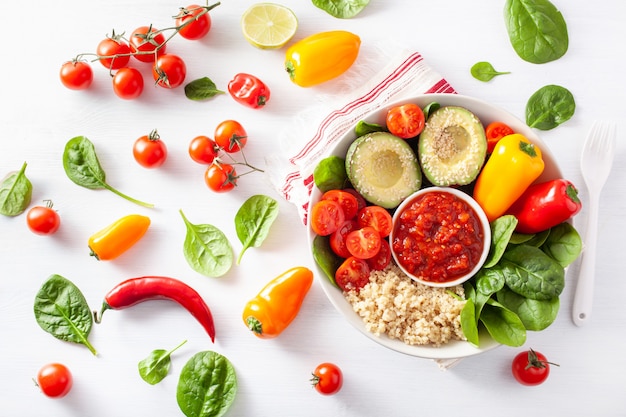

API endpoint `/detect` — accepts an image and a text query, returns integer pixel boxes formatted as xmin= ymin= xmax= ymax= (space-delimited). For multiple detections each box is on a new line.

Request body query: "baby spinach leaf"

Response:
xmin=312 ymin=234 xmax=342 ymax=287
xmin=180 ymin=209 xmax=233 ymax=278
xmin=525 ymin=85 xmax=575 ymax=130
xmin=501 ymin=245 xmax=565 ymax=300
xmin=234 ymin=195 xmax=279 ymax=264
xmin=422 ymin=102 xmax=440 ymax=121
xmin=184 ymin=77 xmax=225 ymax=101
xmin=541 ymin=222 xmax=582 ymax=267
xmin=0 ymin=161 xmax=32 ymax=216
xmin=354 ymin=120 xmax=385 ymax=137
xmin=504 ymin=0 xmax=569 ymax=64
xmin=497 ymin=286 xmax=559 ymax=331
xmin=470 ymin=62 xmax=510 ymax=82
xmin=63 ymin=136 xmax=154 ymax=208
xmin=484 ymin=215 xmax=518 ymax=268
xmin=312 ymin=0 xmax=370 ymax=19
xmin=460 ymin=298 xmax=480 ymax=347
xmin=313 ymin=156 xmax=348 ymax=193
xmin=177 ymin=351 xmax=237 ymax=417
xmin=139 ymin=340 xmax=187 ymax=385
xmin=33 ymin=274 xmax=97 ymax=355
xmin=480 ymin=301 xmax=526 ymax=347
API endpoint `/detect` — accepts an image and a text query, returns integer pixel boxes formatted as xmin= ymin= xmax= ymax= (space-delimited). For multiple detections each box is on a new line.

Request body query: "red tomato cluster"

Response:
xmin=310 ymin=189 xmax=393 ymax=292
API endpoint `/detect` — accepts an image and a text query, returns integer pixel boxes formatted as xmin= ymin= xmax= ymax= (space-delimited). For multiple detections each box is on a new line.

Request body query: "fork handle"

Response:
xmin=572 ymin=195 xmax=599 ymax=326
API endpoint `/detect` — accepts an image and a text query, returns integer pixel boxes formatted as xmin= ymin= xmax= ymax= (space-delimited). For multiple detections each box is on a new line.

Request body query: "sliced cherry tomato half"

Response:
xmin=335 ymin=256 xmax=371 ymax=292
xmin=357 ymin=205 xmax=393 ymax=238
xmin=343 ymin=188 xmax=367 ymax=212
xmin=367 ymin=238 xmax=391 ymax=271
xmin=386 ymin=103 xmax=425 ymax=139
xmin=346 ymin=226 xmax=382 ymax=259
xmin=322 ymin=189 xmax=359 ymax=220
xmin=329 ymin=219 xmax=359 ymax=259
xmin=310 ymin=199 xmax=345 ymax=236
xmin=485 ymin=121 xmax=515 ymax=153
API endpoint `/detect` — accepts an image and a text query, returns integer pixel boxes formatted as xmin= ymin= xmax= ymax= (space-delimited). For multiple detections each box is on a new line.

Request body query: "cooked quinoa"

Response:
xmin=344 ymin=265 xmax=466 ymax=346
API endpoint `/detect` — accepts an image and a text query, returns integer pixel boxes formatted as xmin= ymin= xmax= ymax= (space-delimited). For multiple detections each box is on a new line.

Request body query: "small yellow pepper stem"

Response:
xmin=88 ymin=214 xmax=151 ymax=261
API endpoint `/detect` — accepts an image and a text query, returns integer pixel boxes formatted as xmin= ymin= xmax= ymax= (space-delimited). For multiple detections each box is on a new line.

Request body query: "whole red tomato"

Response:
xmin=153 ymin=54 xmax=187 ymax=88
xmin=311 ymin=363 xmax=343 ymax=395
xmin=189 ymin=135 xmax=219 ymax=164
xmin=59 ymin=61 xmax=93 ymax=90
xmin=112 ymin=67 xmax=144 ymax=100
xmin=133 ymin=130 xmax=168 ymax=168
xmin=176 ymin=4 xmax=212 ymax=40
xmin=511 ymin=349 xmax=558 ymax=386
xmin=205 ymin=162 xmax=237 ymax=192
xmin=214 ymin=120 xmax=247 ymax=153
xmin=96 ymin=34 xmax=131 ymax=70
xmin=130 ymin=26 xmax=167 ymax=63
xmin=36 ymin=363 xmax=73 ymax=398
xmin=26 ymin=201 xmax=61 ymax=235
xmin=386 ymin=103 xmax=425 ymax=139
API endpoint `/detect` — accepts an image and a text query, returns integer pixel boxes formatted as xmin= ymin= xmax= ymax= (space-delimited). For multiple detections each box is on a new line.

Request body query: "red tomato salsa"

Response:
xmin=392 ymin=190 xmax=484 ymax=283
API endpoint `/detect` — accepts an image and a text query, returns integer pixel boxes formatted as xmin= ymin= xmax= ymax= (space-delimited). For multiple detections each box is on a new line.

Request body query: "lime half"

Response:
xmin=241 ymin=3 xmax=298 ymax=49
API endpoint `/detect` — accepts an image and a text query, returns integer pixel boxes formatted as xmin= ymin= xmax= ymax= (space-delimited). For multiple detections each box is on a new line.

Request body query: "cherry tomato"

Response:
xmin=130 ymin=26 xmax=167 ymax=63
xmin=36 ymin=363 xmax=73 ymax=398
xmin=357 ymin=205 xmax=393 ymax=238
xmin=311 ymin=362 xmax=343 ymax=396
xmin=189 ymin=135 xmax=219 ymax=164
xmin=26 ymin=201 xmax=60 ymax=235
xmin=133 ymin=129 xmax=168 ymax=168
xmin=343 ymin=188 xmax=367 ymax=212
xmin=386 ymin=103 xmax=425 ymax=139
xmin=176 ymin=4 xmax=212 ymax=40
xmin=330 ymin=219 xmax=359 ymax=258
xmin=112 ymin=67 xmax=144 ymax=100
xmin=511 ymin=349 xmax=558 ymax=386
xmin=322 ymin=189 xmax=359 ymax=220
xmin=153 ymin=54 xmax=187 ymax=88
xmin=485 ymin=121 xmax=515 ymax=153
xmin=367 ymin=238 xmax=391 ymax=271
xmin=310 ymin=199 xmax=345 ymax=236
xmin=96 ymin=35 xmax=131 ymax=70
xmin=59 ymin=61 xmax=93 ymax=90
xmin=215 ymin=120 xmax=248 ymax=153
xmin=205 ymin=162 xmax=237 ymax=192
xmin=346 ymin=226 xmax=382 ymax=259
xmin=335 ymin=256 xmax=370 ymax=292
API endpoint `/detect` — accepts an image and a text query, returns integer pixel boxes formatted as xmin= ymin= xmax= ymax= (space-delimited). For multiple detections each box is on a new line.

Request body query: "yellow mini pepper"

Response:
xmin=473 ymin=134 xmax=545 ymax=222
xmin=284 ymin=30 xmax=361 ymax=87
xmin=243 ymin=266 xmax=314 ymax=339
xmin=88 ymin=214 xmax=151 ymax=261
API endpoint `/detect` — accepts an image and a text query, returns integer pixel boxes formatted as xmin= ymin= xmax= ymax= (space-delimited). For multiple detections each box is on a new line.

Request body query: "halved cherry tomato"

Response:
xmin=357 ymin=206 xmax=393 ymax=237
xmin=335 ymin=256 xmax=370 ymax=292
xmin=153 ymin=54 xmax=186 ymax=88
xmin=130 ymin=26 xmax=167 ymax=63
xmin=386 ymin=103 xmax=425 ymax=139
xmin=96 ymin=35 xmax=131 ymax=69
xmin=189 ymin=135 xmax=219 ymax=164
xmin=176 ymin=4 xmax=212 ymax=40
xmin=329 ymin=219 xmax=358 ymax=259
xmin=346 ymin=226 xmax=381 ymax=259
xmin=322 ymin=189 xmax=359 ymax=220
xmin=310 ymin=200 xmax=345 ymax=236
xmin=60 ymin=61 xmax=93 ymax=90
xmin=485 ymin=121 xmax=515 ymax=153
xmin=343 ymin=188 xmax=367 ymax=212
xmin=367 ymin=238 xmax=391 ymax=271
xmin=214 ymin=120 xmax=247 ymax=153
xmin=311 ymin=362 xmax=343 ymax=395
xmin=205 ymin=162 xmax=237 ymax=192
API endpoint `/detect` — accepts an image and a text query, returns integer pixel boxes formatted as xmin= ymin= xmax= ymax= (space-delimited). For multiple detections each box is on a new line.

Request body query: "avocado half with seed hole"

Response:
xmin=345 ymin=132 xmax=421 ymax=209
xmin=418 ymin=106 xmax=487 ymax=186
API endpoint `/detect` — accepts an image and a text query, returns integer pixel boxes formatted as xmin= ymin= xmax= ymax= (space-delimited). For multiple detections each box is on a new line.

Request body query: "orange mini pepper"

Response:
xmin=473 ymin=134 xmax=545 ymax=222
xmin=88 ymin=214 xmax=150 ymax=260
xmin=243 ymin=266 xmax=314 ymax=338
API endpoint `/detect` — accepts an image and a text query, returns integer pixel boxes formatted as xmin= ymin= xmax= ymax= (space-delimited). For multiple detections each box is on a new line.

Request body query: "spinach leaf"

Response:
xmin=509 ymin=232 xmax=536 ymax=245
xmin=312 ymin=234 xmax=342 ymax=287
xmin=33 ymin=274 xmax=97 ymax=355
xmin=139 ymin=340 xmax=187 ymax=385
xmin=313 ymin=156 xmax=348 ymax=193
xmin=0 ymin=162 xmax=32 ymax=216
xmin=525 ymin=85 xmax=575 ymax=130
xmin=63 ymin=136 xmax=154 ymax=208
xmin=177 ymin=351 xmax=237 ymax=417
xmin=484 ymin=215 xmax=518 ymax=268
xmin=504 ymin=0 xmax=569 ymax=64
xmin=541 ymin=222 xmax=582 ymax=267
xmin=234 ymin=195 xmax=279 ymax=264
xmin=422 ymin=102 xmax=440 ymax=121
xmin=180 ymin=209 xmax=233 ymax=278
xmin=460 ymin=298 xmax=480 ymax=347
xmin=312 ymin=0 xmax=370 ymax=19
xmin=354 ymin=120 xmax=385 ymax=137
xmin=521 ymin=228 xmax=550 ymax=247
xmin=497 ymin=286 xmax=559 ymax=331
xmin=184 ymin=77 xmax=225 ymax=101
xmin=480 ymin=301 xmax=526 ymax=347
xmin=470 ymin=62 xmax=510 ymax=82
xmin=501 ymin=245 xmax=565 ymax=300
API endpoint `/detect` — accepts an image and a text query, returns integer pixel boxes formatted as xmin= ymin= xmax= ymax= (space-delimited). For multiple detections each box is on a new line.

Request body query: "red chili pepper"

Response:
xmin=227 ymin=73 xmax=270 ymax=109
xmin=96 ymin=276 xmax=215 ymax=342
xmin=506 ymin=179 xmax=582 ymax=234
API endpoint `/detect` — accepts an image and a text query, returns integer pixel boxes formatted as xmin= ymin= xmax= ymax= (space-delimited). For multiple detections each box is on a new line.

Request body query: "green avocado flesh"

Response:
xmin=346 ymin=132 xmax=421 ymax=209
xmin=418 ymin=106 xmax=487 ymax=186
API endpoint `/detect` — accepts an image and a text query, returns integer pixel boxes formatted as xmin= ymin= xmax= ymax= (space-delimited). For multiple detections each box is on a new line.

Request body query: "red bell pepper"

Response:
xmin=506 ymin=179 xmax=582 ymax=234
xmin=227 ymin=73 xmax=270 ymax=109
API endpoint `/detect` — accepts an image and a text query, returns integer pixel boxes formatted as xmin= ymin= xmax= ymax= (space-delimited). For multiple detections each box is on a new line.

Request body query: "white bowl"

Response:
xmin=307 ymin=94 xmax=562 ymax=360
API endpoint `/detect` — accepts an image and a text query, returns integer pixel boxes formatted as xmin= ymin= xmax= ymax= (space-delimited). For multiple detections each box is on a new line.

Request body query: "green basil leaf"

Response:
xmin=0 ymin=162 xmax=32 ymax=216
xmin=138 ymin=340 xmax=187 ymax=385
xmin=484 ymin=215 xmax=518 ymax=268
xmin=470 ymin=61 xmax=510 ymax=82
xmin=234 ymin=195 xmax=279 ymax=264
xmin=480 ymin=300 xmax=526 ymax=347
xmin=180 ymin=209 xmax=233 ymax=278
xmin=184 ymin=77 xmax=225 ymax=101
xmin=541 ymin=222 xmax=583 ymax=267
xmin=33 ymin=274 xmax=97 ymax=355
xmin=525 ymin=85 xmax=575 ymax=130
xmin=177 ymin=351 xmax=237 ymax=417
xmin=497 ymin=286 xmax=559 ymax=331
xmin=311 ymin=0 xmax=370 ymax=19
xmin=501 ymin=245 xmax=565 ymax=300
xmin=313 ymin=155 xmax=348 ymax=193
xmin=504 ymin=0 xmax=569 ymax=64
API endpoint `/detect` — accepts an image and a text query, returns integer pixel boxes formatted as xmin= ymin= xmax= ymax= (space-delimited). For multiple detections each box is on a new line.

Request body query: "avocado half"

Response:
xmin=345 ymin=132 xmax=421 ymax=209
xmin=418 ymin=106 xmax=487 ymax=186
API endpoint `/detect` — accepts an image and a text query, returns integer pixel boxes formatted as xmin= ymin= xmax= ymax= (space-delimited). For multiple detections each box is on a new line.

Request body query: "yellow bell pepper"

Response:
xmin=284 ymin=30 xmax=361 ymax=87
xmin=88 ymin=214 xmax=151 ymax=260
xmin=473 ymin=134 xmax=544 ymax=222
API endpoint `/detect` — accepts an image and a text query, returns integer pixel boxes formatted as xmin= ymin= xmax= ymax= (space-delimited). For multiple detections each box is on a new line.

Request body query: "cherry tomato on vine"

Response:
xmin=189 ymin=135 xmax=219 ymax=164
xmin=176 ymin=4 xmax=212 ymax=40
xmin=485 ymin=121 xmax=515 ymax=153
xmin=130 ymin=26 xmax=167 ymax=63
xmin=26 ymin=201 xmax=60 ymax=235
xmin=311 ymin=362 xmax=343 ymax=396
xmin=112 ymin=67 xmax=144 ymax=100
xmin=386 ymin=103 xmax=425 ymax=139
xmin=59 ymin=61 xmax=93 ymax=90
xmin=511 ymin=349 xmax=558 ymax=386
xmin=205 ymin=162 xmax=237 ymax=192
xmin=153 ymin=54 xmax=187 ymax=88
xmin=36 ymin=363 xmax=73 ymax=398
xmin=96 ymin=35 xmax=131 ymax=70
xmin=214 ymin=120 xmax=247 ymax=153
xmin=346 ymin=226 xmax=382 ymax=259
xmin=133 ymin=130 xmax=168 ymax=168
xmin=335 ymin=256 xmax=370 ymax=292
xmin=310 ymin=199 xmax=345 ymax=236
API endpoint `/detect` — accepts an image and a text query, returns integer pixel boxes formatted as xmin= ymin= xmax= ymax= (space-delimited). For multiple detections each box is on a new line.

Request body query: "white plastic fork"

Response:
xmin=572 ymin=120 xmax=616 ymax=326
